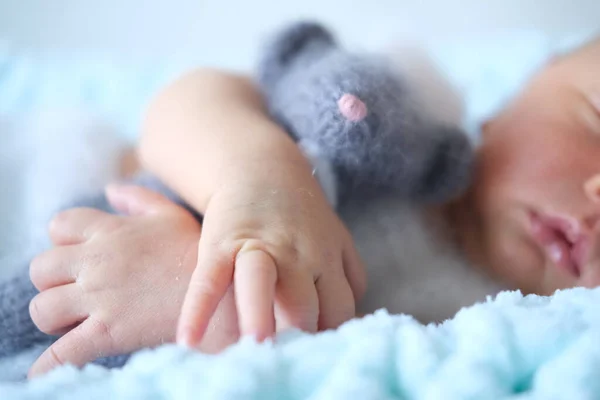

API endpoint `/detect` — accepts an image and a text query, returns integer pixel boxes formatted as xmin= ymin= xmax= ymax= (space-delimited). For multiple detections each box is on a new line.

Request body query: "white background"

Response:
xmin=1 ymin=0 xmax=598 ymax=70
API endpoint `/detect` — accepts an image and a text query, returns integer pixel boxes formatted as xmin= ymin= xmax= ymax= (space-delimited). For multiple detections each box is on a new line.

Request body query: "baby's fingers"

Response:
xmin=30 ymin=246 xmax=80 ymax=291
xmin=316 ymin=270 xmax=356 ymax=331
xmin=234 ymin=249 xmax=277 ymax=340
xmin=177 ymin=248 xmax=234 ymax=348
xmin=274 ymin=267 xmax=319 ymax=334
xmin=105 ymin=184 xmax=179 ymax=216
xmin=28 ymin=317 xmax=115 ymax=378
xmin=342 ymin=238 xmax=367 ymax=302
xmin=49 ymin=208 xmax=116 ymax=246
xmin=29 ymin=284 xmax=87 ymax=335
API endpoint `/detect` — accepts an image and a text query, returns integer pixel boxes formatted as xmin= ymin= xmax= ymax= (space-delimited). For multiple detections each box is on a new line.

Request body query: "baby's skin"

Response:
xmin=28 ymin=186 xmax=207 ymax=376
xmin=449 ymin=38 xmax=600 ymax=294
xmin=28 ymin=169 xmax=365 ymax=376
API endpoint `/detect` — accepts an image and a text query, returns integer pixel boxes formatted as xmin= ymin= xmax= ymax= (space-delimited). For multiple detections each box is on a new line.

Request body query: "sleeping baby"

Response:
xmin=3 ymin=32 xmax=600 ymax=378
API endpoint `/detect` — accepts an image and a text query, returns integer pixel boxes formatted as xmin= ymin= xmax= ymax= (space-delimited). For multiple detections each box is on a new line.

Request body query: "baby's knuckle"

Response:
xmin=92 ymin=217 xmax=123 ymax=236
xmin=75 ymin=271 xmax=99 ymax=293
xmin=48 ymin=210 xmax=71 ymax=232
xmin=233 ymin=236 xmax=265 ymax=252
xmin=88 ymin=317 xmax=117 ymax=347
xmin=47 ymin=345 xmax=66 ymax=368
xmin=76 ymin=253 xmax=112 ymax=288
xmin=297 ymin=241 xmax=331 ymax=270
xmin=321 ymin=247 xmax=338 ymax=269
xmin=282 ymin=243 xmax=300 ymax=264
xmin=75 ymin=275 xmax=95 ymax=293
xmin=235 ymin=237 xmax=278 ymax=258
xmin=270 ymin=235 xmax=300 ymax=263
xmin=232 ymin=234 xmax=305 ymax=270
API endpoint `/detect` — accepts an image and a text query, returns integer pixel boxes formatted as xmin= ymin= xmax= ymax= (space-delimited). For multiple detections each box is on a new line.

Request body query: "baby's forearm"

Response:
xmin=139 ymin=68 xmax=317 ymax=214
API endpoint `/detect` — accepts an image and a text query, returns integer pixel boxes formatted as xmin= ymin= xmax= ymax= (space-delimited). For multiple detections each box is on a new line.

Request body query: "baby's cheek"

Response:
xmin=483 ymin=127 xmax=574 ymax=196
xmin=580 ymin=266 xmax=600 ymax=288
xmin=489 ymin=228 xmax=545 ymax=292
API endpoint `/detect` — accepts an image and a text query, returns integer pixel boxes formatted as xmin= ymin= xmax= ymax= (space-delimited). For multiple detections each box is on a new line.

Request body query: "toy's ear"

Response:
xmin=257 ymin=21 xmax=337 ymax=92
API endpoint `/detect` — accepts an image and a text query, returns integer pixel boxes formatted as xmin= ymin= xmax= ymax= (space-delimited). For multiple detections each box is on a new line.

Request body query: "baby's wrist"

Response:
xmin=212 ymin=157 xmax=330 ymax=207
xmin=221 ymin=153 xmax=320 ymax=190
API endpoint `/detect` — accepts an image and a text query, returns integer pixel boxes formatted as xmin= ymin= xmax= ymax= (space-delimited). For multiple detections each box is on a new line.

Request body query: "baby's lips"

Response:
xmin=529 ymin=212 xmax=578 ymax=275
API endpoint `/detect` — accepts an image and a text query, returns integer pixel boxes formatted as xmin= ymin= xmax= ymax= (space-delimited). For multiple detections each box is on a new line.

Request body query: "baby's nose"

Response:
xmin=584 ymin=173 xmax=600 ymax=204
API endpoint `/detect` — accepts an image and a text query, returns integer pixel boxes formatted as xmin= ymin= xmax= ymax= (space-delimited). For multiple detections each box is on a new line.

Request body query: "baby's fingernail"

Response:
xmin=177 ymin=328 xmax=197 ymax=348
xmin=242 ymin=330 xmax=274 ymax=343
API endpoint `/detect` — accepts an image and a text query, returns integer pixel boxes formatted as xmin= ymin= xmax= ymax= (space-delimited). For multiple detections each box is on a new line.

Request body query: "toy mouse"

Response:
xmin=0 ymin=21 xmax=474 ymax=374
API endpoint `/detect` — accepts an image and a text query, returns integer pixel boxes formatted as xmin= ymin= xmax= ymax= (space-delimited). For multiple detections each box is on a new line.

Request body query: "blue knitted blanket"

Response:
xmin=2 ymin=289 xmax=600 ymax=399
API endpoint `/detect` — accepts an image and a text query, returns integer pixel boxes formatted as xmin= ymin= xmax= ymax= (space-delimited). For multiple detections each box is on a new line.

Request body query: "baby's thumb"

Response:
xmin=105 ymin=184 xmax=176 ymax=216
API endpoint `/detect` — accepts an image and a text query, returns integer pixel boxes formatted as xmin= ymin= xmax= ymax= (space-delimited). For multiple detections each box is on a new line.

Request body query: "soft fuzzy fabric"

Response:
xmin=258 ymin=21 xmax=474 ymax=204
xmin=2 ymin=289 xmax=600 ymax=399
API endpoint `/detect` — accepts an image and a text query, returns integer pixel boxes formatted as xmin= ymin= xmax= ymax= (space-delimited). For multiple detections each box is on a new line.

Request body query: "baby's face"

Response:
xmin=464 ymin=43 xmax=600 ymax=294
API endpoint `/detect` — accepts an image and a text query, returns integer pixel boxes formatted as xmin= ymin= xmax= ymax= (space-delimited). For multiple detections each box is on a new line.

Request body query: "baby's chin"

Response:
xmin=477 ymin=231 xmax=564 ymax=296
xmin=520 ymin=257 xmax=581 ymax=296
xmin=576 ymin=261 xmax=600 ymax=289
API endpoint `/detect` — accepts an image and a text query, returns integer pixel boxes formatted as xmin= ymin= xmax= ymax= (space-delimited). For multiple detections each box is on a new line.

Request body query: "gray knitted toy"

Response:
xmin=258 ymin=21 xmax=473 ymax=205
xmin=0 ymin=21 xmax=474 ymax=375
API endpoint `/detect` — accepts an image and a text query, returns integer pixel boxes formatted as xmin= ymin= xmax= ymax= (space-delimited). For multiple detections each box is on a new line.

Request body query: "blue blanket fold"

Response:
xmin=2 ymin=289 xmax=600 ymax=400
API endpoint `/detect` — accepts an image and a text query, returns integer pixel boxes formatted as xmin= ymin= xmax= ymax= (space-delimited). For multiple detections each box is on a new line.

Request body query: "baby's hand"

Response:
xmin=177 ymin=169 xmax=366 ymax=348
xmin=27 ymin=185 xmax=238 ymax=377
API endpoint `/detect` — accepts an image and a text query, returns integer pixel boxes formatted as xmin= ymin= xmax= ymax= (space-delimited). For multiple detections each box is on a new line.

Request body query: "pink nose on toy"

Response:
xmin=337 ymin=93 xmax=368 ymax=122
